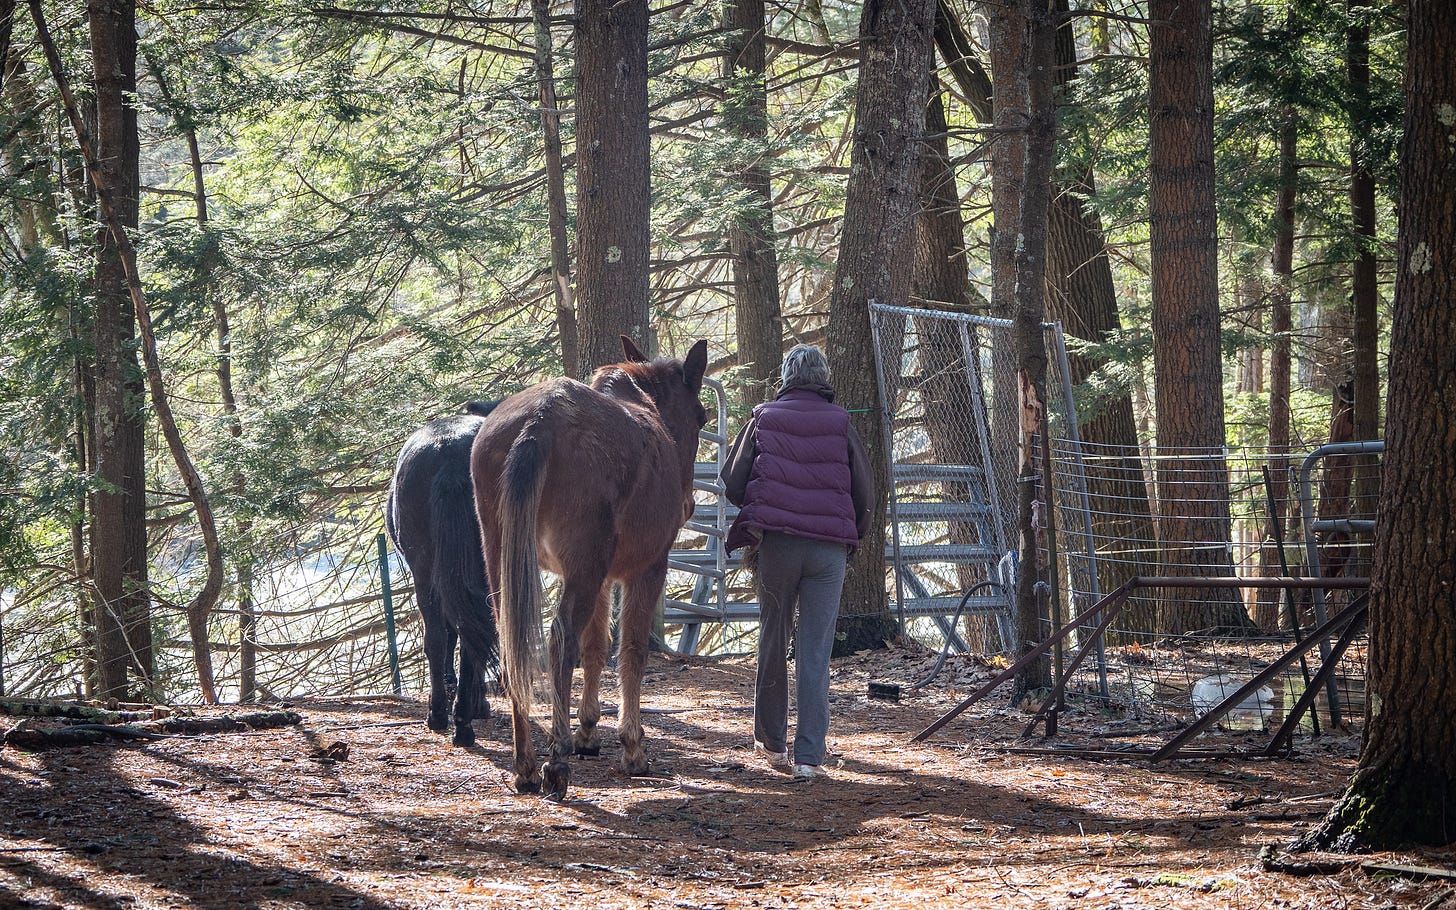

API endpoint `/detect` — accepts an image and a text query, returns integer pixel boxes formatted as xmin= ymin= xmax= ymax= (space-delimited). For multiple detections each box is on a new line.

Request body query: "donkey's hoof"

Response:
xmin=514 ymin=774 xmax=541 ymax=794
xmin=574 ymin=732 xmax=601 ymax=757
xmin=542 ymin=761 xmax=571 ymax=798
xmin=620 ymin=754 xmax=650 ymax=777
xmin=452 ymin=724 xmax=476 ymax=747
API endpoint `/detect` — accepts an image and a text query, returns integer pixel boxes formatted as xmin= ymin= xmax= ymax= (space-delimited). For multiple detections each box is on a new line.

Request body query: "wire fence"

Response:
xmin=869 ymin=304 xmax=1379 ymax=734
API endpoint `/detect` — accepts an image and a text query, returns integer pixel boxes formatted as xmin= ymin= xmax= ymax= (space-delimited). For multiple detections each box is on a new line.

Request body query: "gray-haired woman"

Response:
xmin=720 ymin=344 xmax=874 ymax=779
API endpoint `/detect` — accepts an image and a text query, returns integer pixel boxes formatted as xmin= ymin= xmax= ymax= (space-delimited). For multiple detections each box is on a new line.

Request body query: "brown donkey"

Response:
xmin=470 ymin=336 xmax=708 ymax=796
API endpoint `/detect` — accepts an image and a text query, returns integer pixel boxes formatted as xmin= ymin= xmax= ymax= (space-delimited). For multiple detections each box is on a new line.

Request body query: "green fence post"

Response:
xmin=377 ymin=533 xmax=404 ymax=695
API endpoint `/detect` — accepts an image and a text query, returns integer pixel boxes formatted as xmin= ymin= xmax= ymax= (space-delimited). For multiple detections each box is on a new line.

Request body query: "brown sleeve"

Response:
xmin=719 ymin=417 xmax=759 ymax=507
xmin=847 ymin=424 xmax=875 ymax=540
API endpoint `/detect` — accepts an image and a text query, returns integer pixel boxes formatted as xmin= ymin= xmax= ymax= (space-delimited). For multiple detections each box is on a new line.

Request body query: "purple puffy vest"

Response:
xmin=726 ymin=389 xmax=858 ymax=553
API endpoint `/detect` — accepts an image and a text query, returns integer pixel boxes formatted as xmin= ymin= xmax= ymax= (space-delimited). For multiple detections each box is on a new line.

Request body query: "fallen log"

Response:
xmin=148 ymin=710 xmax=301 ymax=736
xmin=3 ymin=723 xmax=163 ymax=750
xmin=3 ymin=710 xmax=302 ymax=751
xmin=0 ymin=699 xmax=148 ymax=725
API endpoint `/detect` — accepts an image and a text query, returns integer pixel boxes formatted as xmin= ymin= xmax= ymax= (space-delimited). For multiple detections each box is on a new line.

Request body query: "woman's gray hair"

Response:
xmin=780 ymin=343 xmax=831 ymax=389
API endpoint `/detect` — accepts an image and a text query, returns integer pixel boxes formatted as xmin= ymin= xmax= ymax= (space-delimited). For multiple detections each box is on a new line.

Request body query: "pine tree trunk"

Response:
xmin=533 ymin=0 xmax=579 ymax=378
xmin=988 ymin=0 xmax=1027 ymax=542
xmin=723 ymin=0 xmax=783 ymax=408
xmin=87 ymin=0 xmax=149 ymax=699
xmin=239 ymin=563 xmax=257 ymax=704
xmin=1045 ymin=0 xmax=1157 ymax=636
xmin=1256 ymin=100 xmax=1299 ymax=632
xmin=37 ymin=0 xmax=224 ymax=702
xmin=913 ymin=85 xmax=994 ymax=644
xmin=574 ymin=0 xmax=650 ymax=369
xmin=1346 ymin=0 xmax=1381 ymax=577
xmin=1009 ymin=0 xmax=1058 ymax=699
xmin=1303 ymin=0 xmax=1456 ymax=847
xmin=1147 ymin=0 xmax=1250 ymax=634
xmin=824 ymin=0 xmax=936 ymax=654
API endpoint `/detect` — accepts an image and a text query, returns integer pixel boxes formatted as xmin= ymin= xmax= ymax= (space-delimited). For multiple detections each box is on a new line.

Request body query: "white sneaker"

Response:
xmin=792 ymin=763 xmax=825 ymax=780
xmin=754 ymin=742 xmax=790 ymax=770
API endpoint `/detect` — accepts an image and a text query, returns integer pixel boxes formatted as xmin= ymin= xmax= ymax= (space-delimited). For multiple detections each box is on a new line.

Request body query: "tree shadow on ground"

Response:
xmin=0 ymin=746 xmax=391 ymax=909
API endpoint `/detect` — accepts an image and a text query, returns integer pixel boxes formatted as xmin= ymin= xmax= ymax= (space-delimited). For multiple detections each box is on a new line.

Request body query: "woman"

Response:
xmin=721 ymin=344 xmax=874 ymax=780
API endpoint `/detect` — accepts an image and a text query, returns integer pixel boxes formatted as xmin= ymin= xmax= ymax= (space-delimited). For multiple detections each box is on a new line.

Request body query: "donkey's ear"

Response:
xmin=621 ymin=335 xmax=650 ymax=363
xmin=682 ymin=339 xmax=708 ymax=393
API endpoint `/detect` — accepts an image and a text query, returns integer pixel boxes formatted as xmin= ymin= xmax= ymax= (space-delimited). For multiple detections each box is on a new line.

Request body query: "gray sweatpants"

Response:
xmin=753 ymin=531 xmax=849 ymax=767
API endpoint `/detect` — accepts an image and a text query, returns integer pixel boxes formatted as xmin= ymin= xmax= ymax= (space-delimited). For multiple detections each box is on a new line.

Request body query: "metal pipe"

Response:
xmin=1048 ymin=323 xmax=1107 ymax=697
xmin=1297 ymin=439 xmax=1383 ymax=727
xmin=375 ymin=533 xmax=403 ymax=696
xmin=1262 ymin=464 xmax=1319 ymax=736
xmin=870 ymin=305 xmax=908 ymax=636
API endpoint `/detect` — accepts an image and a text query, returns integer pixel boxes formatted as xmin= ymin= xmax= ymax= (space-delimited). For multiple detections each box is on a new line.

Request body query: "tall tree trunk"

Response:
xmin=154 ymin=56 xmax=244 ymax=702
xmin=574 ymin=0 xmax=650 ymax=368
xmin=723 ymin=0 xmax=783 ymax=408
xmin=987 ymin=0 xmax=1026 ymax=543
xmin=824 ymin=0 xmax=937 ymax=654
xmin=1008 ymin=0 xmax=1058 ymax=699
xmin=35 ymin=0 xmax=224 ymax=702
xmin=1301 ymin=0 xmax=1456 ymax=848
xmin=987 ymin=0 xmax=1035 ymax=681
xmin=913 ymin=84 xmax=992 ymax=644
xmin=533 ymin=0 xmax=579 ymax=379
xmin=1044 ymin=0 xmax=1157 ymax=636
xmin=1147 ymin=0 xmax=1250 ymax=633
xmin=1257 ymin=97 xmax=1299 ymax=632
xmin=85 ymin=0 xmax=149 ymax=699
xmin=1346 ymin=0 xmax=1381 ymax=576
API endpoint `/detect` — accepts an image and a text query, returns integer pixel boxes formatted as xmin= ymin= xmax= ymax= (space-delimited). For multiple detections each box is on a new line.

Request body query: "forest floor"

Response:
xmin=2 ymin=645 xmax=1454 ymax=910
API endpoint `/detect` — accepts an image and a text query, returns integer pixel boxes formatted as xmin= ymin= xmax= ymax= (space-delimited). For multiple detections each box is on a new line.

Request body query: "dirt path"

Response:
xmin=2 ymin=648 xmax=1451 ymax=909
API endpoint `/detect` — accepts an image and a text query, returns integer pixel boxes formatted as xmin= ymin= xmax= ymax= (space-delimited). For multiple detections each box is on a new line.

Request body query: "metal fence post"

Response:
xmin=376 ymin=533 xmax=403 ymax=695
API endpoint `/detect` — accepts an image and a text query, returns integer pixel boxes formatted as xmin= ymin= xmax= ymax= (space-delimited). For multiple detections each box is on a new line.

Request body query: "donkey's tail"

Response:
xmin=496 ymin=430 xmax=547 ymax=709
xmin=430 ymin=469 xmax=499 ymax=677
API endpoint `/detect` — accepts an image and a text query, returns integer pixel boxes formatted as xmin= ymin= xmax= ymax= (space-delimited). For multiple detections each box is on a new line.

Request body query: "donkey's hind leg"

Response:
xmin=542 ymin=585 xmax=587 ymax=798
xmin=419 ymin=589 xmax=452 ymax=734
xmin=616 ymin=560 xmax=669 ymax=777
xmin=574 ymin=586 xmax=613 ymax=756
xmin=451 ymin=645 xmax=481 ymax=747
xmin=509 ymin=697 xmax=541 ymax=793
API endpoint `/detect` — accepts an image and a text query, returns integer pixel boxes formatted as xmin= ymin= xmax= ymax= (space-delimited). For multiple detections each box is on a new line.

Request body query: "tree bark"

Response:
xmin=574 ymin=0 xmax=650 ymax=368
xmin=1256 ymin=98 xmax=1299 ymax=632
xmin=824 ymin=0 xmax=937 ymax=654
xmin=1147 ymin=0 xmax=1250 ymax=633
xmin=1009 ymin=0 xmax=1058 ymax=699
xmin=81 ymin=0 xmax=150 ymax=699
xmin=723 ymin=0 xmax=783 ymax=408
xmin=1044 ymin=0 xmax=1157 ymax=636
xmin=34 ymin=0 xmax=223 ymax=702
xmin=1346 ymin=0 xmax=1381 ymax=576
xmin=533 ymin=0 xmax=579 ymax=378
xmin=913 ymin=84 xmax=994 ymax=646
xmin=153 ymin=56 xmax=242 ymax=702
xmin=985 ymin=0 xmax=1024 ymax=568
xmin=1302 ymin=0 xmax=1456 ymax=848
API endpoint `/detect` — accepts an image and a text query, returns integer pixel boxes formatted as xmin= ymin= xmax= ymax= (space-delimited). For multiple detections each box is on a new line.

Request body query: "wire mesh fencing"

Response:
xmin=1048 ymin=440 xmax=1378 ymax=733
xmin=869 ymin=303 xmax=1378 ymax=735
